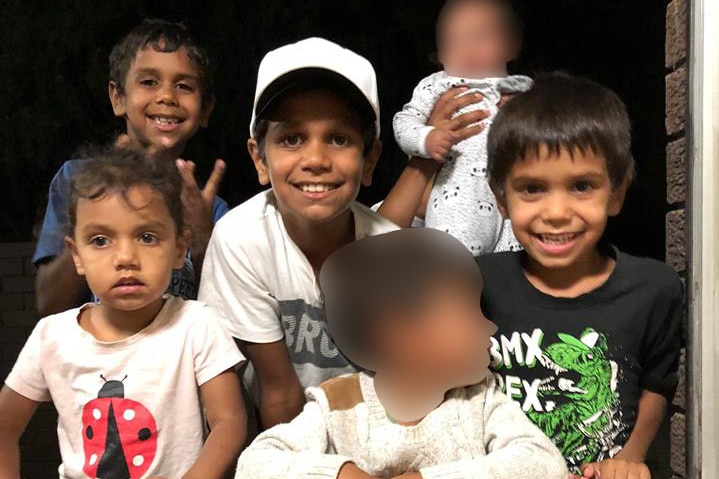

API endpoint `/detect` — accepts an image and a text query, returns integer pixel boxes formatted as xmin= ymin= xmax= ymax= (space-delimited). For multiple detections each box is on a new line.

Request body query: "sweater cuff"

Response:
xmin=299 ymin=455 xmax=353 ymax=479
xmin=419 ymin=460 xmax=474 ymax=479
xmin=417 ymin=126 xmax=435 ymax=158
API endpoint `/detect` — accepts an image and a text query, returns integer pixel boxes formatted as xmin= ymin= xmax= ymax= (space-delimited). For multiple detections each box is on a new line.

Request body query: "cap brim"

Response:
xmin=255 ymin=68 xmax=376 ymax=124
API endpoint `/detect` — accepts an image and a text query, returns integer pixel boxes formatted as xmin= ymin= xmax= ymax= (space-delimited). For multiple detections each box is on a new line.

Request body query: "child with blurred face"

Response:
xmin=387 ymin=0 xmax=531 ymax=257
xmin=236 ymin=228 xmax=568 ymax=479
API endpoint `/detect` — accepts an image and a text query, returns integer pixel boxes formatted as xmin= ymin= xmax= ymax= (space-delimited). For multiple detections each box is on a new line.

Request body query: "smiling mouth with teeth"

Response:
xmin=298 ymin=184 xmax=337 ymax=193
xmin=150 ymin=116 xmax=182 ymax=125
xmin=536 ymin=233 xmax=581 ymax=245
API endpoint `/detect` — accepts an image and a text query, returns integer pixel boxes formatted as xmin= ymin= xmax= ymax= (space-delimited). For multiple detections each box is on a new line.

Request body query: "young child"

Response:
xmin=236 ymin=228 xmax=568 ymax=479
xmin=479 ymin=72 xmax=683 ymax=479
xmin=34 ymin=19 xmax=227 ymax=317
xmin=198 ymin=38 xmax=397 ymax=430
xmin=0 ymin=147 xmax=246 ymax=479
xmin=391 ymin=0 xmax=531 ymax=254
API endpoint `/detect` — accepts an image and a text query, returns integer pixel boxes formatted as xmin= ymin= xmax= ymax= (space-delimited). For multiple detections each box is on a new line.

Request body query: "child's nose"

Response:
xmin=155 ymin=83 xmax=178 ymax=105
xmin=114 ymin=240 xmax=139 ymax=269
xmin=301 ymin=139 xmax=332 ymax=171
xmin=541 ymin=192 xmax=572 ymax=223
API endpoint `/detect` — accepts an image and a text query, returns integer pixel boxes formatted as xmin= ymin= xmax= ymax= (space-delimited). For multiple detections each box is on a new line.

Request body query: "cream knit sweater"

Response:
xmin=236 ymin=372 xmax=568 ymax=479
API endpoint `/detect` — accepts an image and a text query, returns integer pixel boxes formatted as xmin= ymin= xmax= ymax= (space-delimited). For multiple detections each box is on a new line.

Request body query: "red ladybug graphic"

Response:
xmin=82 ymin=375 xmax=158 ymax=479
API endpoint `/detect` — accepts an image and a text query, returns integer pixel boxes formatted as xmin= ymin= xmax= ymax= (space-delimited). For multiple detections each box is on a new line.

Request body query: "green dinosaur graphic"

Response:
xmin=527 ymin=328 xmax=625 ymax=471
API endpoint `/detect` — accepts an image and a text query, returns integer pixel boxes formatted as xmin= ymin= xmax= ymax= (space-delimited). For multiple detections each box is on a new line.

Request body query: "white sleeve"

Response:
xmin=419 ymin=375 xmax=568 ymax=479
xmin=235 ymin=391 xmax=351 ymax=479
xmin=191 ymin=304 xmax=246 ymax=386
xmin=4 ymin=320 xmax=51 ymax=402
xmin=198 ymin=222 xmax=284 ymax=343
xmin=393 ymin=73 xmax=444 ymax=158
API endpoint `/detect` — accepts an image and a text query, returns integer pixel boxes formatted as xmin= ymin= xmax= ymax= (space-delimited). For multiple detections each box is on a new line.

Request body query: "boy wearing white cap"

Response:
xmin=198 ymin=38 xmax=397 ymax=430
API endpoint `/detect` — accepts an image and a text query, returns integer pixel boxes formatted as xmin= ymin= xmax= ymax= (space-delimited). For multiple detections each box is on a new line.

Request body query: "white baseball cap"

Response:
xmin=249 ymin=37 xmax=380 ymax=138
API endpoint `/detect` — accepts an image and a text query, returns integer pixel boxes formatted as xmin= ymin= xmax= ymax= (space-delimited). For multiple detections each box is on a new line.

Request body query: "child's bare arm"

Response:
xmin=0 ymin=386 xmax=40 ymax=479
xmin=35 ymin=250 xmax=90 ymax=317
xmin=176 ymin=158 xmax=226 ymax=279
xmin=579 ymin=390 xmax=665 ymax=479
xmin=244 ymin=340 xmax=306 ymax=428
xmin=182 ymin=370 xmax=246 ymax=479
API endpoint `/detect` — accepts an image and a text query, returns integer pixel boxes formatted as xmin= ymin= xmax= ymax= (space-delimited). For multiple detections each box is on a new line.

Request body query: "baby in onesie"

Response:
xmin=393 ymin=0 xmax=532 ymax=255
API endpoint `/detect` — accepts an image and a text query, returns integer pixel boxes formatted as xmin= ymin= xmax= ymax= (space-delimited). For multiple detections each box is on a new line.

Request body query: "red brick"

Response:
xmin=666 ymin=138 xmax=686 ymax=204
xmin=666 ymin=67 xmax=688 ymax=136
xmin=673 ymin=349 xmax=686 ymax=410
xmin=666 ymin=209 xmax=686 ymax=273
xmin=1 ymin=275 xmax=36 ymax=293
xmin=670 ymin=413 xmax=686 ymax=477
xmin=2 ymin=310 xmax=38 ymax=328
xmin=0 ymin=293 xmax=25 ymax=311
xmin=0 ymin=243 xmax=34 ymax=259
xmin=665 ymin=0 xmax=688 ymax=68
xmin=0 ymin=258 xmax=23 ymax=276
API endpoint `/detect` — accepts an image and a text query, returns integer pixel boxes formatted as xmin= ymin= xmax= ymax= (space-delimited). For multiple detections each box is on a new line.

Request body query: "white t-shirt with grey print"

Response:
xmin=198 ymin=189 xmax=398 ymax=397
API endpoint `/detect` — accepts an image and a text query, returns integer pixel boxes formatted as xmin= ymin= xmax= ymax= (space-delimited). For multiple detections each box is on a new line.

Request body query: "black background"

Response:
xmin=0 ymin=0 xmax=667 ymax=260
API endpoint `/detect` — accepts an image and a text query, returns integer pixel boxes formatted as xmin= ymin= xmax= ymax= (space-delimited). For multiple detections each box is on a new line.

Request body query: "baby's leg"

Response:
xmin=425 ymin=131 xmax=503 ymax=255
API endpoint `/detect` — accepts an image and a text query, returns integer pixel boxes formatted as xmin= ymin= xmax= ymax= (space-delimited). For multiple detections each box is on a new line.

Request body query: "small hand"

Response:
xmin=176 ymin=158 xmax=226 ymax=255
xmin=580 ymin=459 xmax=651 ymax=479
xmin=427 ymin=87 xmax=489 ymax=142
xmin=425 ymin=128 xmax=460 ymax=162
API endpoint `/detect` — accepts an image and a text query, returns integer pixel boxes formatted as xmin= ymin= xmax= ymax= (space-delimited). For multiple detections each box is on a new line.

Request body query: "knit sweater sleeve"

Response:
xmin=419 ymin=375 xmax=568 ymax=479
xmin=393 ymin=72 xmax=445 ymax=158
xmin=235 ymin=387 xmax=352 ymax=479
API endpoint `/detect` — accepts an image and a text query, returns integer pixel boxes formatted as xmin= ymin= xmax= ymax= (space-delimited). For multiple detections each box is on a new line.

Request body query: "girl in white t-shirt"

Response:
xmin=0 ymin=146 xmax=246 ymax=479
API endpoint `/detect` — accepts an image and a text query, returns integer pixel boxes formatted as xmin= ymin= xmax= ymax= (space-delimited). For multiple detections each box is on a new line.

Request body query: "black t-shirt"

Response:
xmin=478 ymin=246 xmax=683 ymax=473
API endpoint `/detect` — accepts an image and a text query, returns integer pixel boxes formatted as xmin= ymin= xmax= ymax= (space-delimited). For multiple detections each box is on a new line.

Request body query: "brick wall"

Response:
xmin=0 ymin=243 xmax=60 ymax=479
xmin=665 ymin=0 xmax=689 ymax=477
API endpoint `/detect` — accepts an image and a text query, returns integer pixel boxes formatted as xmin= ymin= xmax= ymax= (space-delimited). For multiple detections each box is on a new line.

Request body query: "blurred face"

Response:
xmin=248 ymin=91 xmax=380 ymax=229
xmin=109 ymin=47 xmax=213 ymax=160
xmin=497 ymin=146 xmax=626 ymax=274
xmin=437 ymin=1 xmax=518 ymax=78
xmin=380 ymin=279 xmax=497 ymax=388
xmin=67 ymin=186 xmax=186 ymax=317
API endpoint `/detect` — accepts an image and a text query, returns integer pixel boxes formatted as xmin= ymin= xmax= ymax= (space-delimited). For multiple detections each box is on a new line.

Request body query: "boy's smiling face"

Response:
xmin=249 ymin=90 xmax=379 ymax=228
xmin=67 ymin=186 xmax=186 ymax=318
xmin=498 ymin=146 xmax=627 ymax=274
xmin=109 ymin=46 xmax=213 ymax=160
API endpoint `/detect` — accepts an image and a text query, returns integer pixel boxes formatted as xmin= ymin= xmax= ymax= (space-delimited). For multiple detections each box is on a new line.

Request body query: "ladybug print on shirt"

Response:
xmin=82 ymin=376 xmax=158 ymax=479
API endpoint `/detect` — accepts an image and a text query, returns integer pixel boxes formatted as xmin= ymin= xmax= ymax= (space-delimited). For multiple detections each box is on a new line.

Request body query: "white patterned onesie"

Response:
xmin=393 ymin=71 xmax=532 ymax=255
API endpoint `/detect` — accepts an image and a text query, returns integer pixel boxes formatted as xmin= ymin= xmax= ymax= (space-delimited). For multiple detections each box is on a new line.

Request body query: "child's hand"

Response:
xmin=580 ymin=459 xmax=651 ymax=479
xmin=176 ymin=158 xmax=225 ymax=254
xmin=427 ymin=88 xmax=488 ymax=142
xmin=425 ymin=128 xmax=460 ymax=162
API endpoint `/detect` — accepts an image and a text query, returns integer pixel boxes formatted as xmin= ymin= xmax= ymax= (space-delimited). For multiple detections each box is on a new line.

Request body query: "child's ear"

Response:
xmin=361 ymin=140 xmax=382 ymax=187
xmin=490 ymin=182 xmax=509 ymax=219
xmin=248 ymin=139 xmax=270 ymax=186
xmin=199 ymin=94 xmax=216 ymax=128
xmin=608 ymin=179 xmax=630 ymax=217
xmin=174 ymin=232 xmax=189 ymax=269
xmin=65 ymin=236 xmax=85 ymax=276
xmin=108 ymin=81 xmax=126 ymax=118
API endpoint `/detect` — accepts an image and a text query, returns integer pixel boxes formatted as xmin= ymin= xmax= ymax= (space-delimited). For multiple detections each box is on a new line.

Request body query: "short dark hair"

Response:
xmin=69 ymin=145 xmax=184 ymax=235
xmin=109 ymin=19 xmax=213 ymax=101
xmin=487 ymin=72 xmax=635 ymax=195
xmin=436 ymin=0 xmax=524 ymax=49
xmin=320 ymin=229 xmax=482 ymax=371
xmin=252 ymin=76 xmax=377 ymax=158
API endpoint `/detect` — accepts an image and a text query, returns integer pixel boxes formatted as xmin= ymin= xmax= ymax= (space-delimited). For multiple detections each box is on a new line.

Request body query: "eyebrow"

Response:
xmin=133 ymin=67 xmax=199 ymax=81
xmin=509 ymin=172 xmax=607 ymax=183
